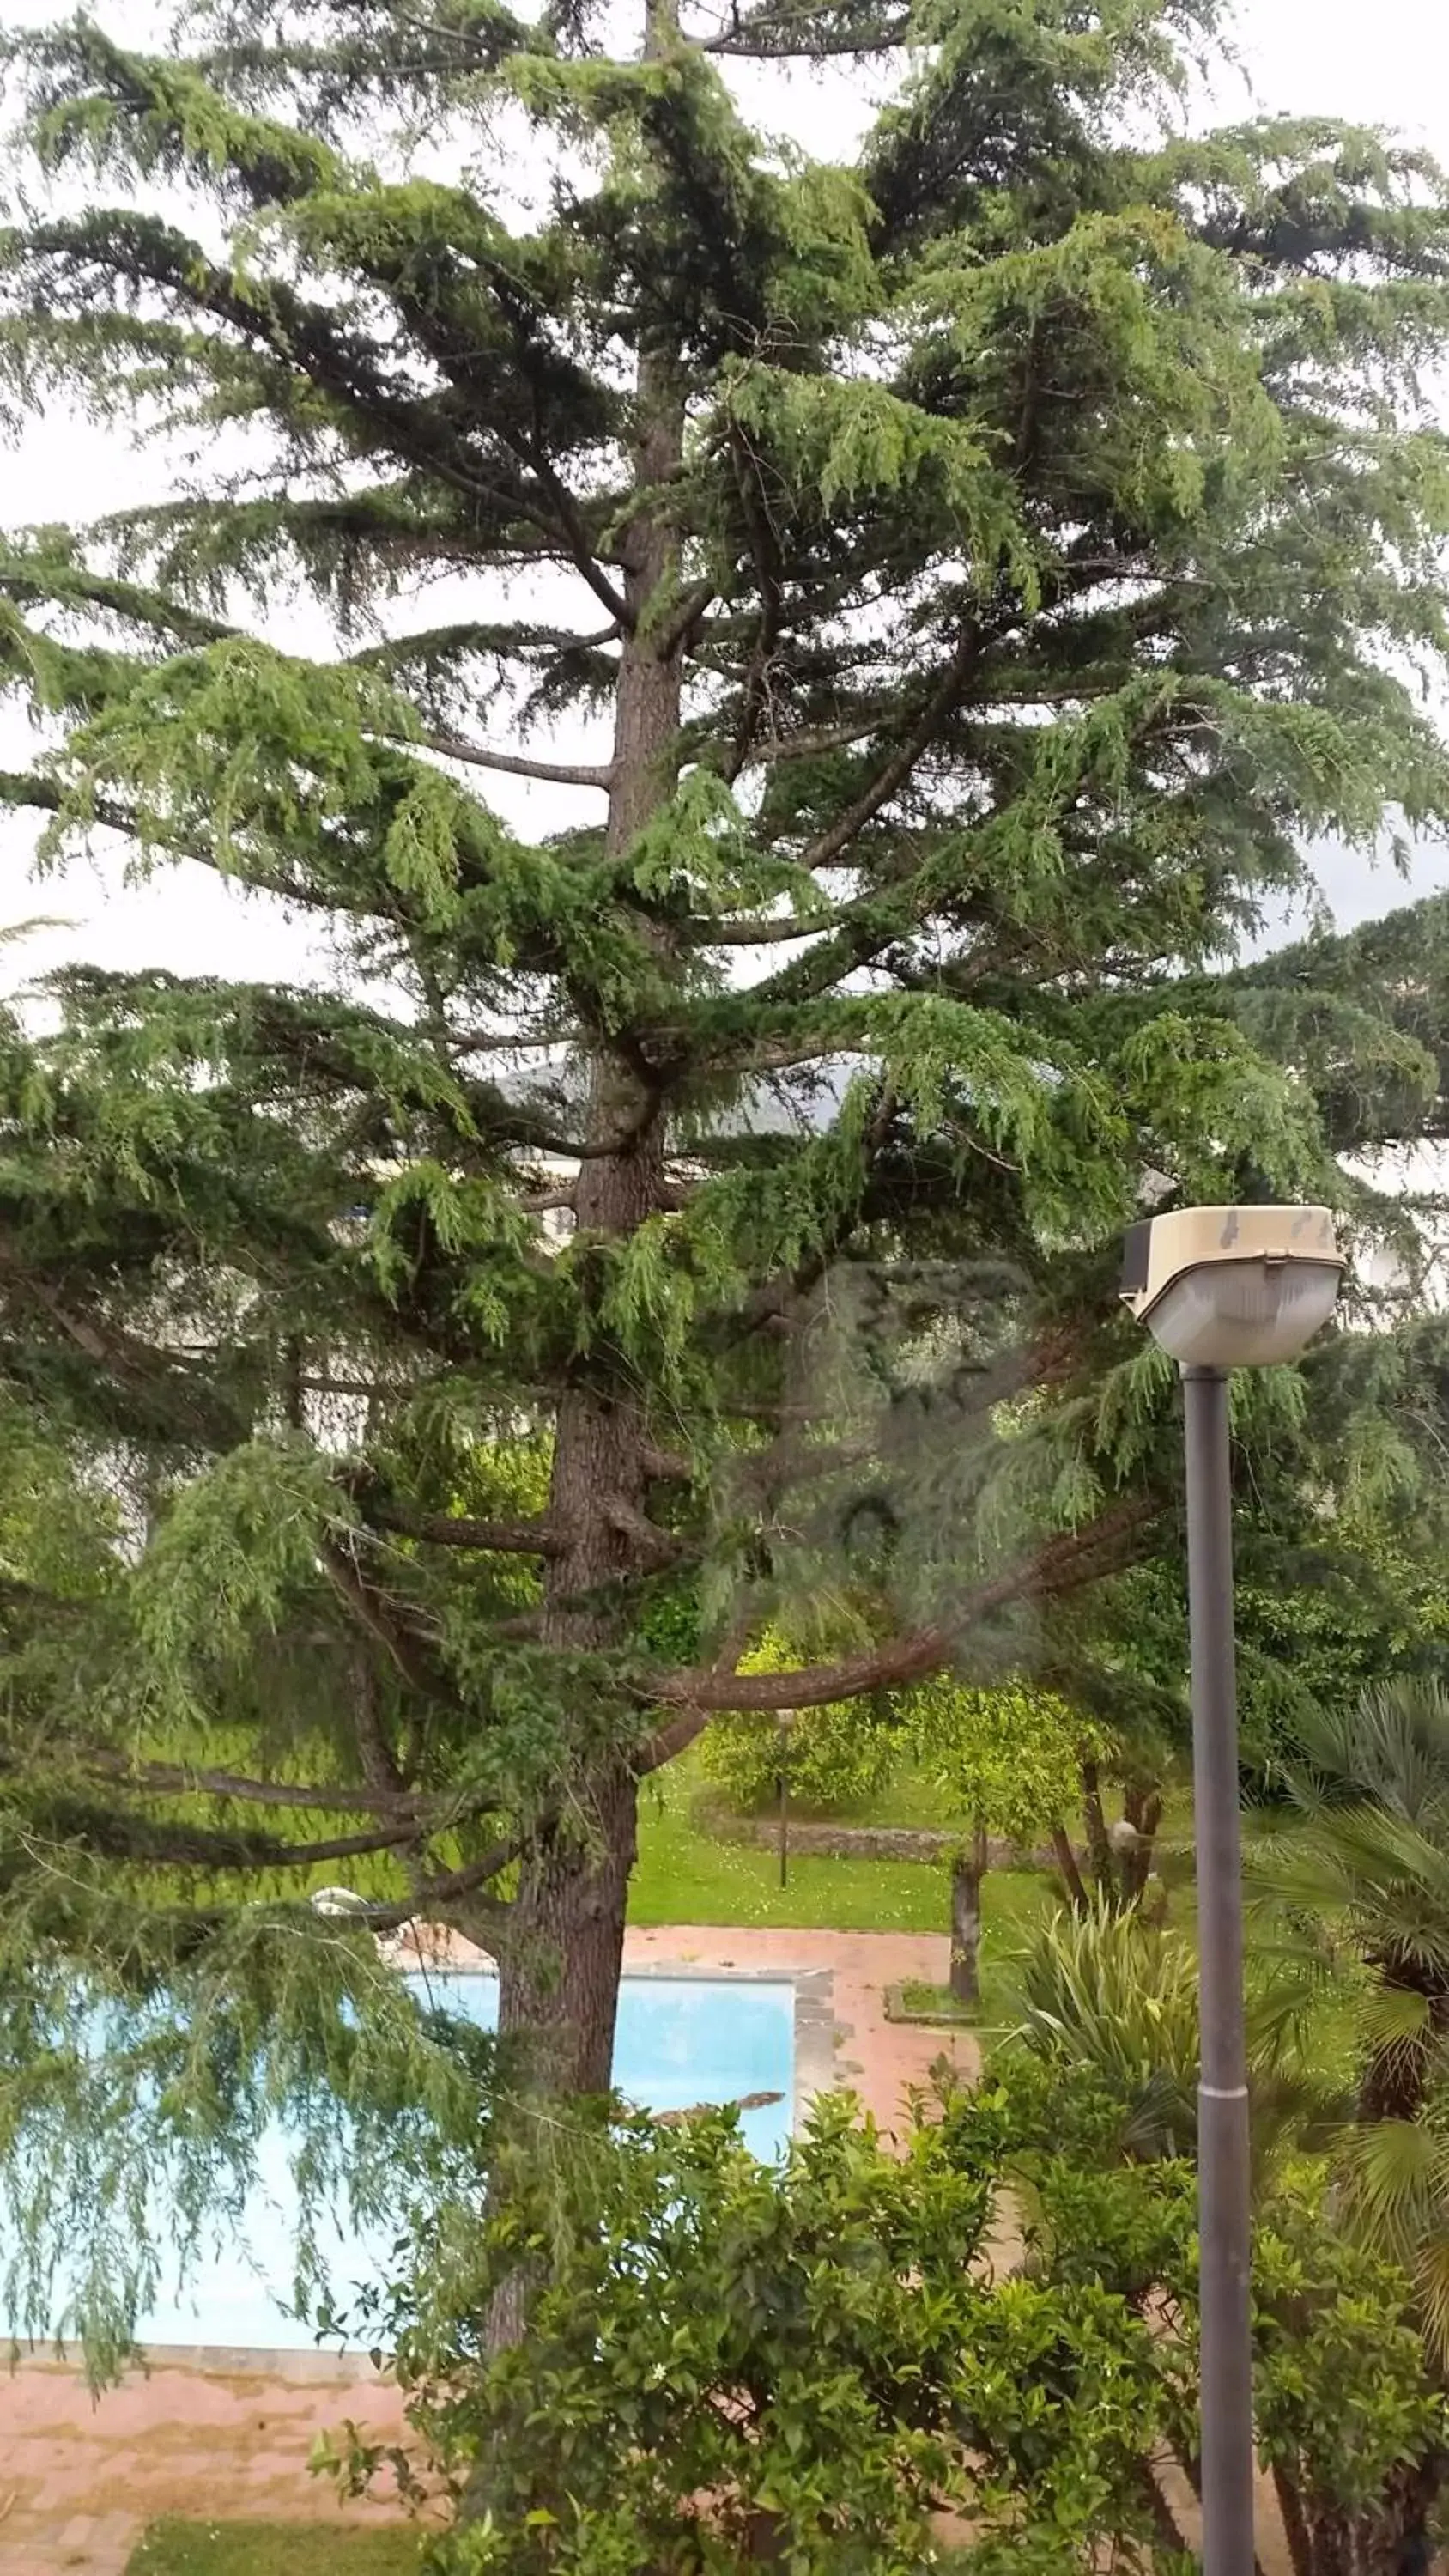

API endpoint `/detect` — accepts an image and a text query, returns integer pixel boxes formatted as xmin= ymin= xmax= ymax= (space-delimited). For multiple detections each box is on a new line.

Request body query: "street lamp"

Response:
xmin=1120 ymin=1205 xmax=1344 ymax=2576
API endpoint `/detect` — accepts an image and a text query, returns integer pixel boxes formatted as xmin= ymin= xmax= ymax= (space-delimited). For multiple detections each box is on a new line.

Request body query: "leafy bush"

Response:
xmin=319 ymin=2065 xmax=1447 ymax=2576
xmin=1011 ymin=2117 xmax=1447 ymax=2576
xmin=699 ymin=1629 xmax=900 ymax=1810
xmin=328 ymin=2082 xmax=1170 ymax=2573
xmin=1250 ymin=2184 xmax=1446 ymax=2573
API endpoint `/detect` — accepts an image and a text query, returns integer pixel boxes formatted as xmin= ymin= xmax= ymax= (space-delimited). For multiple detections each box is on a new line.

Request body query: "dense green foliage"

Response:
xmin=907 ymin=1674 xmax=1096 ymax=1847
xmin=7 ymin=0 xmax=1449 ymax=2353
xmin=699 ymin=1629 xmax=901 ymax=1809
xmin=316 ymin=2064 xmax=1445 ymax=2574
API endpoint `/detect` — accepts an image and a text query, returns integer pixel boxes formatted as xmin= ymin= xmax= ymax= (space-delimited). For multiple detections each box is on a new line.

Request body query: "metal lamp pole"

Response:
xmin=1120 ymin=1203 xmax=1345 ymax=2576
xmin=1182 ymin=1364 xmax=1254 ymax=2576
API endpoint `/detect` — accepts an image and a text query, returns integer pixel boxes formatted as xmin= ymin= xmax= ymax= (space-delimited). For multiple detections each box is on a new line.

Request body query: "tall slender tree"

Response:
xmin=3 ymin=0 xmax=1449 ymax=2233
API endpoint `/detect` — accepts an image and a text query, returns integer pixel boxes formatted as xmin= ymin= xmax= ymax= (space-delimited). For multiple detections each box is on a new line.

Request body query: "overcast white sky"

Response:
xmin=2 ymin=0 xmax=1447 ymax=999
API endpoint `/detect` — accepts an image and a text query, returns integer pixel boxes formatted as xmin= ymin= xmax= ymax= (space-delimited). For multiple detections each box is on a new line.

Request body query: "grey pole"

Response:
xmin=1182 ymin=1364 xmax=1255 ymax=2576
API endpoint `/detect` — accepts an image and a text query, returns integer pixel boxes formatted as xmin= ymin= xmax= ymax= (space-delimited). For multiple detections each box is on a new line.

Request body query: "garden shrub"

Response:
xmin=698 ymin=1628 xmax=900 ymax=1811
xmin=318 ymin=2063 xmax=1446 ymax=2575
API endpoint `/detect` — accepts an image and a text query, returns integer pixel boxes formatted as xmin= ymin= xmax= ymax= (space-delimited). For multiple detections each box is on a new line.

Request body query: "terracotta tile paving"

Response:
xmin=1 ymin=1928 xmax=966 ymax=2569
xmin=0 ymin=2356 xmax=415 ymax=2573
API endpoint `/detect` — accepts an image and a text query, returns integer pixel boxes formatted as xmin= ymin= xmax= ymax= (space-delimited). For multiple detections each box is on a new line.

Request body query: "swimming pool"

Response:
xmin=9 ymin=1971 xmax=796 ymax=2354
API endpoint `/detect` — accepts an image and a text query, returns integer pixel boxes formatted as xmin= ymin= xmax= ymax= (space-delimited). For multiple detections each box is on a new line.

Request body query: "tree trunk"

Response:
xmin=1364 ymin=2447 xmax=1444 ymax=2576
xmin=492 ymin=48 xmax=686 ymax=2098
xmin=1121 ymin=1785 xmax=1162 ymax=1905
xmin=494 ymin=1760 xmax=640 ymax=2096
xmin=476 ymin=17 xmax=688 ymax=2428
xmin=1138 ymin=2466 xmax=1192 ymax=2565
xmin=949 ymin=1821 xmax=988 ymax=2007
xmin=1082 ymin=1757 xmax=1114 ymax=1896
xmin=1271 ymin=2462 xmax=1316 ymax=2576
xmin=1309 ymin=2502 xmax=1354 ymax=2576
xmin=1049 ymin=1821 xmax=1089 ymax=1911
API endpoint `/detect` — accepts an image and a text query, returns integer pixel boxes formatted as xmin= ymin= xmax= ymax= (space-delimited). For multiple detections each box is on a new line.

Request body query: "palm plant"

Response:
xmin=1007 ymin=1894 xmax=1332 ymax=2168
xmin=1265 ymin=1680 xmax=1449 ymax=2126
xmin=1257 ymin=1678 xmax=1449 ymax=2365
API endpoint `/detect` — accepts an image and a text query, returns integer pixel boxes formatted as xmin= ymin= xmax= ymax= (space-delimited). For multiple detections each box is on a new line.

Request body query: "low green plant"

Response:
xmin=1007 ymin=1894 xmax=1203 ymax=2156
xmin=895 ymin=1978 xmax=978 ymax=2023
xmin=1006 ymin=1893 xmax=1345 ymax=2173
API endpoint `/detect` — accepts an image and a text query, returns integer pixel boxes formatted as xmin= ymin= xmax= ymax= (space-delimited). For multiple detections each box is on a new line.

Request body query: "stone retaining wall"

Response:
xmin=700 ymin=1806 xmax=1063 ymax=1870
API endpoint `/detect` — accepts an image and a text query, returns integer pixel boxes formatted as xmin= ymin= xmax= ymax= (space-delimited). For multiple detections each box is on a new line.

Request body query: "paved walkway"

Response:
xmin=0 ymin=1928 xmax=967 ymax=2574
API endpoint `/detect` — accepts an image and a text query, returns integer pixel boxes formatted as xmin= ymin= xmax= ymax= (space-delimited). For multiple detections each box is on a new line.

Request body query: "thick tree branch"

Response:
xmin=640 ymin=1443 xmax=693 ymax=1482
xmin=0 ymin=1235 xmax=252 ymax=1443
xmin=419 ymin=729 xmax=615 ymax=790
xmin=743 ymin=714 xmax=896 ymax=766
xmin=658 ymin=577 xmax=719 ymax=656
xmin=352 ymin=1649 xmax=411 ymax=1801
xmin=520 ymin=444 xmax=631 ymax=629
xmin=700 ymin=18 xmax=912 ymax=57
xmin=724 ymin=422 xmax=785 ymax=784
xmin=0 ymin=556 xmax=236 ymax=650
xmin=602 ymin=1496 xmax=688 ymax=1570
xmin=39 ymin=1797 xmax=422 ymax=1873
xmin=356 ymin=1835 xmax=521 ymax=1932
xmin=360 ymin=1495 xmax=563 ymax=1556
xmin=798 ymin=629 xmax=980 ymax=872
xmin=0 ymin=769 xmax=361 ymax=922
xmin=636 ymin=1500 xmax=1155 ymax=1752
xmin=693 ymin=912 xmax=836 ymax=945
xmin=321 ymin=1540 xmax=450 ymax=1702
xmin=70 ymin=1750 xmax=419 ymax=1817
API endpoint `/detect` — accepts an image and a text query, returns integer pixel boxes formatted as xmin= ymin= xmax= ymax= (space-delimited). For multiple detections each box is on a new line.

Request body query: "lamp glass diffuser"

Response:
xmin=1143 ymin=1258 xmax=1342 ymax=1368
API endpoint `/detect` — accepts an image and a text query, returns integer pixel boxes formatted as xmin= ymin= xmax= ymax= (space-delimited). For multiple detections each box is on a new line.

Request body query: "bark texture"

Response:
xmin=492 ymin=152 xmax=685 ymax=2107
xmin=1050 ymin=1820 xmax=1089 ymax=1911
xmin=1082 ymin=1757 xmax=1114 ymax=1894
xmin=949 ymin=1821 xmax=989 ymax=2007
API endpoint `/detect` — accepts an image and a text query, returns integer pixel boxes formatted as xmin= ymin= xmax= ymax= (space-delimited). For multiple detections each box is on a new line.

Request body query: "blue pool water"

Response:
xmin=9 ymin=1972 xmax=794 ymax=2353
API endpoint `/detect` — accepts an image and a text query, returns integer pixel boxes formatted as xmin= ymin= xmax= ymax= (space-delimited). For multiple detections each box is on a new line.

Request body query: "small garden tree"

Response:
xmin=906 ymin=1674 xmax=1099 ymax=2003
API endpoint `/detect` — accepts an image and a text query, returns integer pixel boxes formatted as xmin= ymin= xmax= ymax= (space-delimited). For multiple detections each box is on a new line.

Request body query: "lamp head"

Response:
xmin=1119 ymin=1205 xmax=1343 ymax=1369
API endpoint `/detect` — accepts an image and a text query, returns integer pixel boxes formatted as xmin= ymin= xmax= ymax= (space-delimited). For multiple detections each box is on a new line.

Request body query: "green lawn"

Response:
xmin=630 ymin=1747 xmax=1057 ymax=2033
xmin=122 ymin=2518 xmax=969 ymax=2574
xmin=125 ymin=2524 xmax=421 ymax=2575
